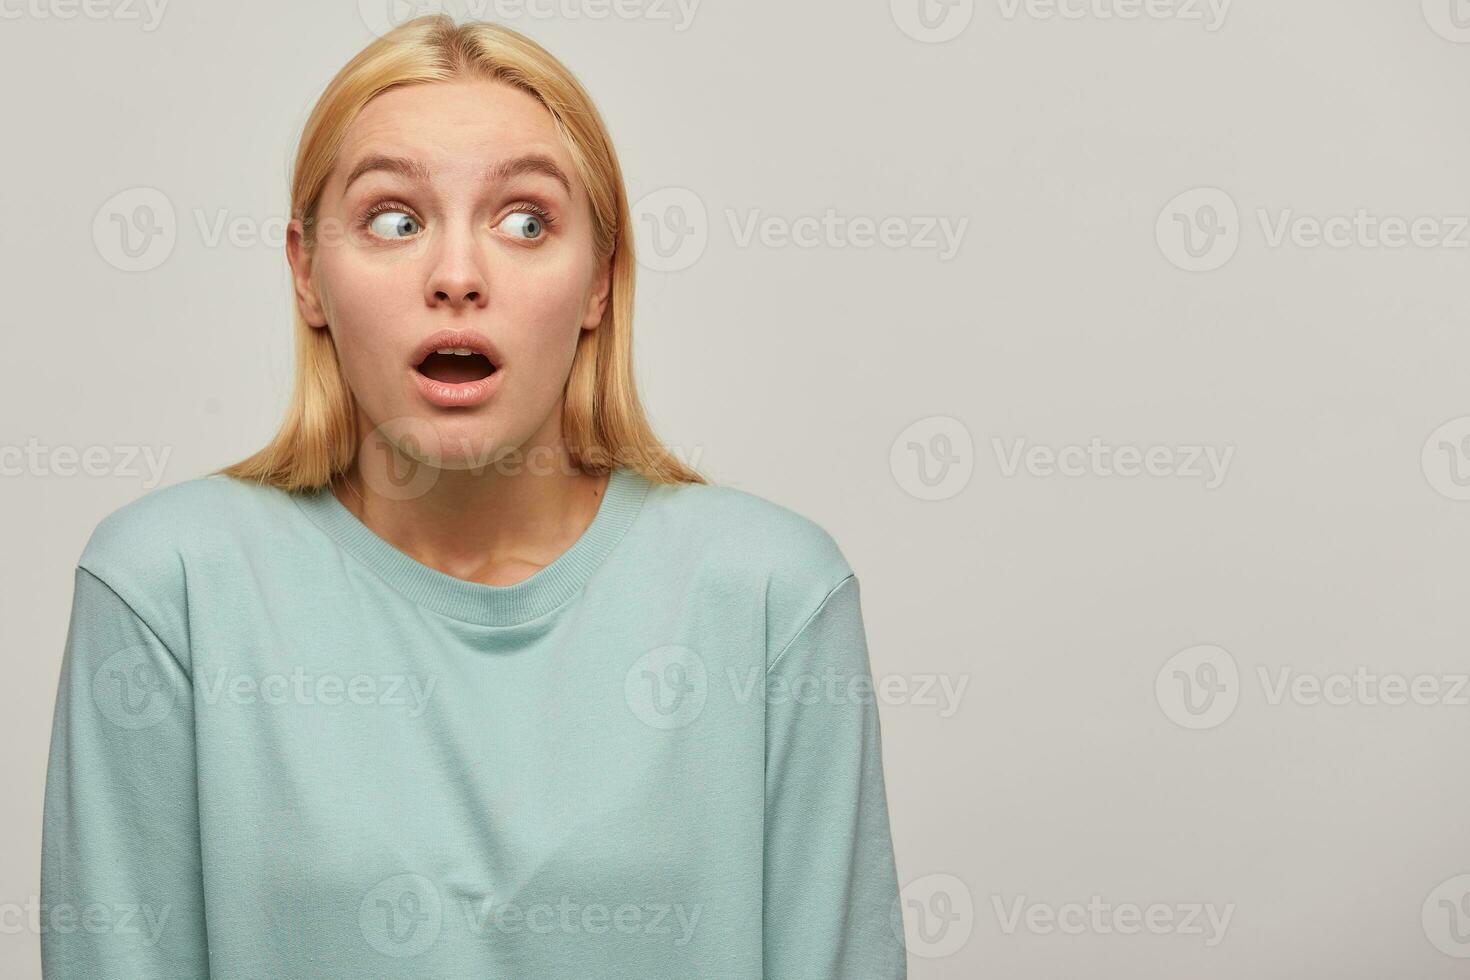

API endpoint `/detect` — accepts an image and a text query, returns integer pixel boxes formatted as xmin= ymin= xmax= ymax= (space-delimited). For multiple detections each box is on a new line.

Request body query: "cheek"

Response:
xmin=313 ymin=248 xmax=411 ymax=392
xmin=495 ymin=255 xmax=595 ymax=360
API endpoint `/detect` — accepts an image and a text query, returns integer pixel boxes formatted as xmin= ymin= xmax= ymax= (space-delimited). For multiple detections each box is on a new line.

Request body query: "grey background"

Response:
xmin=5 ymin=0 xmax=1470 ymax=976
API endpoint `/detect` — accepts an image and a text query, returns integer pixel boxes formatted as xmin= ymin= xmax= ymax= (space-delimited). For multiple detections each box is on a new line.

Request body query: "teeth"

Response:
xmin=435 ymin=347 xmax=476 ymax=356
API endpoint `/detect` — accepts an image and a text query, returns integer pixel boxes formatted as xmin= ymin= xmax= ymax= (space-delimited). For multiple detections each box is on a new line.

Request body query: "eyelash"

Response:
xmin=358 ymin=199 xmax=557 ymax=236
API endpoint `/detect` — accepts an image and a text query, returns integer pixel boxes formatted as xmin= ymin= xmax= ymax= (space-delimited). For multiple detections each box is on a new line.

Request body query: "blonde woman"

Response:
xmin=41 ymin=14 xmax=905 ymax=978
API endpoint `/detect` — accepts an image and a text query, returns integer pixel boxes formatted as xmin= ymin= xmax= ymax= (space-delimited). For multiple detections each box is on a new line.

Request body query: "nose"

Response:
xmin=424 ymin=225 xmax=490 ymax=311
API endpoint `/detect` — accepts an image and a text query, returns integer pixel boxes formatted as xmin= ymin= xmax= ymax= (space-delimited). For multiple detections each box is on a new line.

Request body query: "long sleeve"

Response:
xmin=763 ymin=573 xmax=906 ymax=979
xmin=41 ymin=565 xmax=210 ymax=978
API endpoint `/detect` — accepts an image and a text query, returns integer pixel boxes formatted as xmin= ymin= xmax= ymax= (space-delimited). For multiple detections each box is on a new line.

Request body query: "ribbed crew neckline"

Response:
xmin=290 ymin=466 xmax=651 ymax=627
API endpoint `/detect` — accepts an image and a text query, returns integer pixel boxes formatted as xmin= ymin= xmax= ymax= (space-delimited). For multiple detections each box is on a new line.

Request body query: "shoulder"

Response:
xmin=639 ymin=474 xmax=859 ymax=664
xmin=78 ymin=473 xmax=281 ymax=575
xmin=76 ymin=474 xmax=288 ymax=648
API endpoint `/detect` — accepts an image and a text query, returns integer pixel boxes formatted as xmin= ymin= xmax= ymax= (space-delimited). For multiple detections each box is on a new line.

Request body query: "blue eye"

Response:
xmin=368 ymin=210 xmax=421 ymax=239
xmin=501 ymin=211 xmax=547 ymax=240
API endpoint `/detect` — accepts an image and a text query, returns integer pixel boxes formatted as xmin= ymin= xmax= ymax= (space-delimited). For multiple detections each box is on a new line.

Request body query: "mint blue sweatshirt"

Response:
xmin=40 ymin=466 xmax=906 ymax=978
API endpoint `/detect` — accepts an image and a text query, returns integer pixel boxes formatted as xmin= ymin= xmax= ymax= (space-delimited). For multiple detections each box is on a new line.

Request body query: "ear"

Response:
xmin=581 ymin=255 xmax=612 ymax=331
xmin=286 ymin=217 xmax=329 ymax=328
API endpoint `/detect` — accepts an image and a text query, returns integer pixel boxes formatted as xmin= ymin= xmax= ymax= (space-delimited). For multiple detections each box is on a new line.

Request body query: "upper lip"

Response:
xmin=410 ymin=329 xmax=503 ymax=371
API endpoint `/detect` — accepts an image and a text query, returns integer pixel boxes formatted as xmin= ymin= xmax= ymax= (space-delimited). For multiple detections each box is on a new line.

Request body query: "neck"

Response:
xmin=331 ymin=408 xmax=611 ymax=588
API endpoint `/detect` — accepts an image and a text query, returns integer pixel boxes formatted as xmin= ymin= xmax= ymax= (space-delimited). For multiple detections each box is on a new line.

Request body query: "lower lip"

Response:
xmin=412 ymin=366 xmax=503 ymax=408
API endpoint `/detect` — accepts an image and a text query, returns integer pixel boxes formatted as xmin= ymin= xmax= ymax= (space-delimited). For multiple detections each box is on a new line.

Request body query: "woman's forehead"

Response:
xmin=340 ymin=80 xmax=569 ymax=177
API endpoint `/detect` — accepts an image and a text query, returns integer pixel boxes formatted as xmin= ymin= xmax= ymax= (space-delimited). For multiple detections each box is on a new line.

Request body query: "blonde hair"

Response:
xmin=217 ymin=14 xmax=705 ymax=492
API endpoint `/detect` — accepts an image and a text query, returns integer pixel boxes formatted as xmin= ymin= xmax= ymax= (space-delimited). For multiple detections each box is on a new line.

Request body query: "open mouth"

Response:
xmin=415 ymin=347 xmax=497 ymax=385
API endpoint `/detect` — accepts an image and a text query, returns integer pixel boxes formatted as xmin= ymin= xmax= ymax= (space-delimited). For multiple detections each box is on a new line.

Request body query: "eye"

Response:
xmin=499 ymin=208 xmax=551 ymax=241
xmin=366 ymin=208 xmax=421 ymax=239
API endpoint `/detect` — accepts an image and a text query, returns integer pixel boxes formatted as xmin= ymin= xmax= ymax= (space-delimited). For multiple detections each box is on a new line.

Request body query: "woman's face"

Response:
xmin=287 ymin=78 xmax=609 ymax=473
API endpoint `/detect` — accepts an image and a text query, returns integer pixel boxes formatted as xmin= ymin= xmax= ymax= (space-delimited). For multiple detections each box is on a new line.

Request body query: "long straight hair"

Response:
xmin=217 ymin=14 xmax=705 ymax=492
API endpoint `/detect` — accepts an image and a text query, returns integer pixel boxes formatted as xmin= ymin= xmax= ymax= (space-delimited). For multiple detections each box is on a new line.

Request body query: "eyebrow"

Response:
xmin=342 ymin=152 xmax=573 ymax=196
